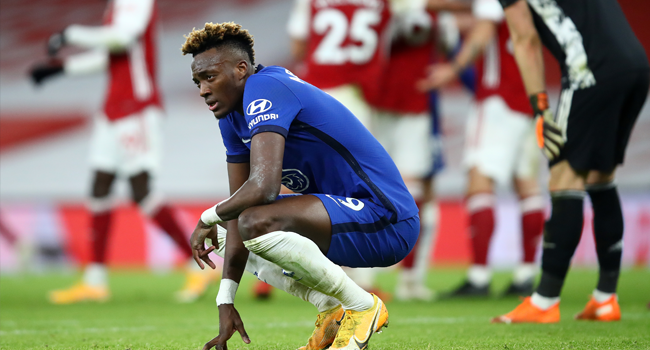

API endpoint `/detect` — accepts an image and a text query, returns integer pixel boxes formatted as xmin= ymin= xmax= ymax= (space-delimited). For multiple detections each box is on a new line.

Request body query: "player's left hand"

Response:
xmin=190 ymin=220 xmax=217 ymax=270
xmin=29 ymin=59 xmax=64 ymax=85
xmin=416 ymin=63 xmax=458 ymax=92
xmin=202 ymin=304 xmax=251 ymax=350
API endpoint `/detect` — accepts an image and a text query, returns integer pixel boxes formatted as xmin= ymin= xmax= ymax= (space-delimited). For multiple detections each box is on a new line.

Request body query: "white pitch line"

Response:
xmin=1 ymin=313 xmax=649 ymax=336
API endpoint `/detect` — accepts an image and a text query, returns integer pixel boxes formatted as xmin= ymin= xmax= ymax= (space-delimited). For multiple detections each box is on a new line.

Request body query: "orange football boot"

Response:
xmin=49 ymin=283 xmax=110 ymax=304
xmin=575 ymin=295 xmax=621 ymax=321
xmin=298 ymin=305 xmax=345 ymax=350
xmin=329 ymin=294 xmax=389 ymax=350
xmin=492 ymin=297 xmax=560 ymax=324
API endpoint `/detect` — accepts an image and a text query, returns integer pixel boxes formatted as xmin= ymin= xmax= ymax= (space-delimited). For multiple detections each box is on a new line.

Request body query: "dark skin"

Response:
xmin=189 ymin=48 xmax=334 ymax=350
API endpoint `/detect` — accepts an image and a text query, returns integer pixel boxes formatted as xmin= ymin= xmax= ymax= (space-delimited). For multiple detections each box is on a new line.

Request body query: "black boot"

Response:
xmin=445 ymin=280 xmax=490 ymax=298
xmin=501 ymin=280 xmax=534 ymax=297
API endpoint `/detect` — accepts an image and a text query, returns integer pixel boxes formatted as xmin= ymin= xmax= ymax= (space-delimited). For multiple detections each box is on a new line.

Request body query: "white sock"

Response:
xmin=244 ymin=231 xmax=374 ymax=311
xmin=83 ymin=263 xmax=108 ymax=287
xmin=467 ymin=265 xmax=492 ymax=287
xmin=593 ymin=289 xmax=615 ymax=303
xmin=513 ymin=263 xmax=538 ymax=285
xmin=411 ymin=201 xmax=438 ymax=284
xmin=213 ymin=226 xmax=339 ymax=312
xmin=531 ymin=292 xmax=560 ymax=310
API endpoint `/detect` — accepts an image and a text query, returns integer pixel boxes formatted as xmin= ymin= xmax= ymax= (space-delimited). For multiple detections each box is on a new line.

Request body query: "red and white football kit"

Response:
xmin=368 ymin=3 xmax=445 ymax=301
xmin=463 ymin=0 xmax=539 ymax=186
xmin=287 ymin=0 xmax=392 ymax=126
xmin=461 ymin=0 xmax=545 ymax=291
xmin=64 ymin=0 xmax=163 ymax=176
xmin=370 ymin=7 xmax=440 ymax=180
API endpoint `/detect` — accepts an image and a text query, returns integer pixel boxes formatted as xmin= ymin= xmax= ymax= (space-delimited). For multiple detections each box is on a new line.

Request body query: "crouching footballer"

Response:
xmin=182 ymin=22 xmax=420 ymax=350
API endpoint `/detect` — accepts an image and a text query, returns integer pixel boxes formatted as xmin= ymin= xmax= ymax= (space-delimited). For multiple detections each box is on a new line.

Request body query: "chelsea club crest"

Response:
xmin=281 ymin=169 xmax=309 ymax=193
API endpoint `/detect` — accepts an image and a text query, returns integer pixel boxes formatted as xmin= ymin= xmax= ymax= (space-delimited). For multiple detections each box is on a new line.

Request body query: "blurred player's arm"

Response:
xmin=287 ymin=0 xmax=310 ymax=62
xmin=418 ymin=0 xmax=506 ymax=91
xmin=30 ymin=0 xmax=151 ymax=85
xmin=53 ymin=0 xmax=154 ymax=54
xmin=418 ymin=18 xmax=496 ymax=91
xmin=500 ymin=0 xmax=544 ymax=94
xmin=30 ymin=48 xmax=108 ymax=85
xmin=500 ymin=0 xmax=563 ymax=159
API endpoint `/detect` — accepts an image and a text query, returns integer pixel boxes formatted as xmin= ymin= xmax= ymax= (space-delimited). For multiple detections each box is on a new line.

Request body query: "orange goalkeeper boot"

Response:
xmin=575 ymin=295 xmax=621 ymax=321
xmin=492 ymin=296 xmax=560 ymax=324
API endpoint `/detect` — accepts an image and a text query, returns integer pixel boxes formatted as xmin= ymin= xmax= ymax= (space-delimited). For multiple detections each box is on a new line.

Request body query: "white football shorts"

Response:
xmin=89 ymin=106 xmax=163 ymax=177
xmin=372 ymin=110 xmax=435 ymax=179
xmin=463 ymin=95 xmax=540 ymax=185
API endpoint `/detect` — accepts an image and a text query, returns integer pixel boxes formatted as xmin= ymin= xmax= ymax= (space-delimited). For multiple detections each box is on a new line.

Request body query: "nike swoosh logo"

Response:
xmin=335 ymin=312 xmax=345 ymax=326
xmin=353 ymin=302 xmax=381 ymax=350
xmin=242 ymin=138 xmax=251 ymax=144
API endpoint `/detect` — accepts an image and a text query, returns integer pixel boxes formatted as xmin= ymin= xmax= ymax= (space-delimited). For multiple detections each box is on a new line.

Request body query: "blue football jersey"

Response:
xmin=219 ymin=65 xmax=418 ymax=223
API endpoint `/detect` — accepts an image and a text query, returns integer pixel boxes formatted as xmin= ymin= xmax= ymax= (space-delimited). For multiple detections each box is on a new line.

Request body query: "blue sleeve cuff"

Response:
xmin=251 ymin=125 xmax=288 ymax=138
xmin=226 ymin=153 xmax=250 ymax=163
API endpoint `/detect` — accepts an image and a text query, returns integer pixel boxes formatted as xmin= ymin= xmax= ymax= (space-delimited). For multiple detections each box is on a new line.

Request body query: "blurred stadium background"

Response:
xmin=0 ymin=0 xmax=649 ymax=274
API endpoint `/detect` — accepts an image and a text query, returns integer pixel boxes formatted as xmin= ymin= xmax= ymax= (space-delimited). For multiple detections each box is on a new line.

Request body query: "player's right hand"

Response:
xmin=530 ymin=92 xmax=564 ymax=161
xmin=190 ymin=219 xmax=217 ymax=270
xmin=29 ymin=59 xmax=64 ymax=85
xmin=202 ymin=304 xmax=251 ymax=350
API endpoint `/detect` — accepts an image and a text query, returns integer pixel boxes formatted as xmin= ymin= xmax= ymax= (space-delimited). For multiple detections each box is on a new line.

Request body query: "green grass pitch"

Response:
xmin=1 ymin=268 xmax=649 ymax=349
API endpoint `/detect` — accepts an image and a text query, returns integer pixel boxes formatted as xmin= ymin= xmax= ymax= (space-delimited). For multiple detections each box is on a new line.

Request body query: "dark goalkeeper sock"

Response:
xmin=536 ymin=191 xmax=585 ymax=298
xmin=587 ymin=182 xmax=624 ymax=294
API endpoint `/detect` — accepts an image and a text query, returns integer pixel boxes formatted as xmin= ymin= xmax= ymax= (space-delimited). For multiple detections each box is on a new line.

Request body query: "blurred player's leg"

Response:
xmin=504 ymin=138 xmax=544 ymax=297
xmin=396 ymin=188 xmax=437 ymax=301
xmin=454 ymin=97 xmax=535 ymax=298
xmin=0 ymin=215 xmax=18 ymax=246
xmin=507 ymin=124 xmax=544 ymax=296
xmin=373 ymin=110 xmax=438 ymax=301
xmin=502 ymin=181 xmax=544 ymax=297
xmin=0 ymin=214 xmax=33 ymax=271
xmin=49 ymin=170 xmax=114 ymax=304
xmin=130 ymin=171 xmax=218 ymax=303
xmin=453 ymin=182 xmax=494 ymax=297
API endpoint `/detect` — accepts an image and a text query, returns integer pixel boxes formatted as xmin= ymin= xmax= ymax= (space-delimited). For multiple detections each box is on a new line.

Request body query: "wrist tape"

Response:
xmin=201 ymin=203 xmax=223 ymax=226
xmin=216 ymin=279 xmax=239 ymax=306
